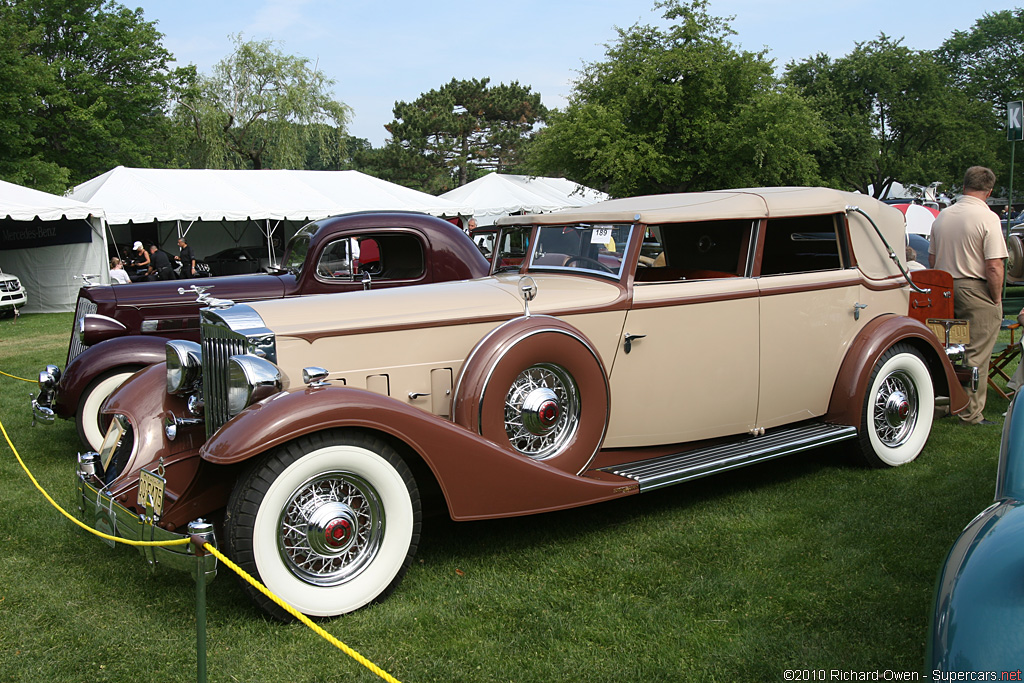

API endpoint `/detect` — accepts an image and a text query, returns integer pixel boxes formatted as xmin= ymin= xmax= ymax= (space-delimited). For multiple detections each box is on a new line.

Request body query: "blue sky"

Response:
xmin=131 ymin=0 xmax=1017 ymax=147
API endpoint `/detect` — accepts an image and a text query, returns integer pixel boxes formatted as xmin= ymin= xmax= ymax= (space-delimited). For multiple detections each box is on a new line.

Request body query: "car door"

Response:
xmin=753 ymin=214 xmax=866 ymax=428
xmin=604 ymin=220 xmax=760 ymax=448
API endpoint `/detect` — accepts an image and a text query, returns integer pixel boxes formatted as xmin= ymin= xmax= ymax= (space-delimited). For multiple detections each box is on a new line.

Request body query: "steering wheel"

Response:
xmin=563 ymin=255 xmax=615 ymax=274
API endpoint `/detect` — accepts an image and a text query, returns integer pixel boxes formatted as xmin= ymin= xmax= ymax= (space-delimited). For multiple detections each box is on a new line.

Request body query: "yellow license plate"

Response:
xmin=926 ymin=318 xmax=970 ymax=345
xmin=137 ymin=468 xmax=165 ymax=517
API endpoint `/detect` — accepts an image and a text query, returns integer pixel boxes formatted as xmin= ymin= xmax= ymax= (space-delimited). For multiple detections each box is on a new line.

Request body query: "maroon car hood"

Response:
xmin=108 ymin=273 xmax=292 ymax=310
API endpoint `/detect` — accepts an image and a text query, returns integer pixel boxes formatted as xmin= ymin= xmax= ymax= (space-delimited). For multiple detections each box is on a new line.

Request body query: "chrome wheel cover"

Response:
xmin=504 ymin=363 xmax=580 ymax=459
xmin=277 ymin=471 xmax=384 ymax=586
xmin=872 ymin=368 xmax=918 ymax=448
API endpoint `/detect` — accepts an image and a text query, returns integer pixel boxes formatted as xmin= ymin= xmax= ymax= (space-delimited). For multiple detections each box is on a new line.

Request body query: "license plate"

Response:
xmin=927 ymin=318 xmax=970 ymax=345
xmin=137 ymin=468 xmax=165 ymax=517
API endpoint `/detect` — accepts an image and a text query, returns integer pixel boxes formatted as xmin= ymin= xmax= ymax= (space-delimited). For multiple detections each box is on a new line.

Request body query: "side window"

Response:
xmin=317 ymin=238 xmax=354 ymax=279
xmin=315 ymin=233 xmax=425 ymax=282
xmin=758 ymin=214 xmax=847 ymax=276
xmin=636 ymin=220 xmax=753 ymax=282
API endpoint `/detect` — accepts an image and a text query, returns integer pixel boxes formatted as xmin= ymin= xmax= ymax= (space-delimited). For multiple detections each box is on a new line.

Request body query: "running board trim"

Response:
xmin=598 ymin=423 xmax=858 ymax=492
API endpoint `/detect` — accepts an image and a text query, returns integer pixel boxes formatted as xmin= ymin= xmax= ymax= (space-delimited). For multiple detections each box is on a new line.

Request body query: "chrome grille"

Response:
xmin=0 ymin=278 xmax=19 ymax=292
xmin=200 ymin=305 xmax=277 ymax=437
xmin=67 ymin=298 xmax=98 ymax=364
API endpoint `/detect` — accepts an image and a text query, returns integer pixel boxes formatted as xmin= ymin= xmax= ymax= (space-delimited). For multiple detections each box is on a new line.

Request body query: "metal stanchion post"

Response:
xmin=189 ymin=519 xmax=215 ymax=683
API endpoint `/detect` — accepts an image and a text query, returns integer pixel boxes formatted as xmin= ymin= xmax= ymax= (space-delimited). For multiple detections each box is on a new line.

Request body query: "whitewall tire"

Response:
xmin=857 ymin=343 xmax=934 ymax=467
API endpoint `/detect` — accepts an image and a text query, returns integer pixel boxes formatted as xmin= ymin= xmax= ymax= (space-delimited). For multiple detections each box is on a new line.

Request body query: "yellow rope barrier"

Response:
xmin=0 ymin=369 xmax=34 ymax=382
xmin=1 ymin=415 xmax=403 ymax=682
xmin=202 ymin=543 xmax=403 ymax=683
xmin=0 ymin=416 xmax=190 ymax=547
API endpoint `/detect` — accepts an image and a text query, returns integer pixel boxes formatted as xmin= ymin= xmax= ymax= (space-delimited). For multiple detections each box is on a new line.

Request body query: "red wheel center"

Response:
xmin=324 ymin=518 xmax=352 ymax=548
xmin=897 ymin=401 xmax=910 ymax=419
xmin=538 ymin=400 xmax=559 ymax=426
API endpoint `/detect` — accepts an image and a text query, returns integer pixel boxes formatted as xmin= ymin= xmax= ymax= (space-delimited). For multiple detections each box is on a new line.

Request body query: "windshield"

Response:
xmin=281 ymin=224 xmax=315 ymax=275
xmin=528 ymin=224 xmax=633 ymax=278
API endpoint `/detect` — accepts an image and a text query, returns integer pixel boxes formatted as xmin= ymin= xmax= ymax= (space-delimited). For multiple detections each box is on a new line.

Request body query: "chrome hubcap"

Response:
xmin=873 ymin=369 xmax=918 ymax=447
xmin=504 ymin=363 xmax=579 ymax=459
xmin=278 ymin=471 xmax=384 ymax=586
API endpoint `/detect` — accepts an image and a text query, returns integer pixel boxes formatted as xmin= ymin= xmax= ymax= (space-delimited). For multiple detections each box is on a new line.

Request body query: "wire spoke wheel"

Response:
xmin=871 ymin=368 xmax=919 ymax=448
xmin=504 ymin=363 xmax=580 ymax=459
xmin=278 ymin=471 xmax=384 ymax=586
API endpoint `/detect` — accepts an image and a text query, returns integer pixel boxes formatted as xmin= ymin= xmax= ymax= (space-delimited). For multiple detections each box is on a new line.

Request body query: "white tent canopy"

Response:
xmin=0 ymin=180 xmax=108 ymax=313
xmin=440 ymin=174 xmax=609 ymax=226
xmin=71 ymin=166 xmax=473 ymax=223
xmin=69 ymin=166 xmax=475 ymax=270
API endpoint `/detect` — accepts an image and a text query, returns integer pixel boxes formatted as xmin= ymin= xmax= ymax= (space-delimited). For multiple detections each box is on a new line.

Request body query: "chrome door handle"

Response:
xmin=624 ymin=333 xmax=646 ymax=354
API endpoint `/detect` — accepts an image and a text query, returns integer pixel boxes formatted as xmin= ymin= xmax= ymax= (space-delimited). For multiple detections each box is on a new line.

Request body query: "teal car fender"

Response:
xmin=927 ymin=395 xmax=1024 ymax=671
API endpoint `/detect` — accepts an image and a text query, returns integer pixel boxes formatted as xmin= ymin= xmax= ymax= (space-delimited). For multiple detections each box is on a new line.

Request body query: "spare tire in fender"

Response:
xmin=452 ymin=315 xmax=609 ymax=475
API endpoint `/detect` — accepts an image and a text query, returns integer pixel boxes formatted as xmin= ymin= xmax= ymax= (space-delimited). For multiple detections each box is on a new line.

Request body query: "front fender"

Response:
xmin=201 ymin=386 xmax=638 ymax=520
xmin=825 ymin=314 xmax=968 ymax=428
xmin=55 ymin=336 xmax=169 ymax=418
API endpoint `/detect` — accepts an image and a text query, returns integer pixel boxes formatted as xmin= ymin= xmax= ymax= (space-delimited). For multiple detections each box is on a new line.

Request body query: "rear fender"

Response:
xmin=826 ymin=314 xmax=968 ymax=427
xmin=55 ymin=336 xmax=169 ymax=418
xmin=201 ymin=386 xmax=637 ymax=520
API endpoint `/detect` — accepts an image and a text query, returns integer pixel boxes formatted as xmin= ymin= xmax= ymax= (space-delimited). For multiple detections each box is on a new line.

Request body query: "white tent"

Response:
xmin=70 ymin=166 xmax=474 ymax=264
xmin=0 ymin=180 xmax=108 ymax=313
xmin=439 ymin=174 xmax=609 ymax=226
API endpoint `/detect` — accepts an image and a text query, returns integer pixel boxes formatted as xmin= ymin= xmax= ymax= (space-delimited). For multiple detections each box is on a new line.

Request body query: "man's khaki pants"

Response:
xmin=954 ymin=279 xmax=1003 ymax=424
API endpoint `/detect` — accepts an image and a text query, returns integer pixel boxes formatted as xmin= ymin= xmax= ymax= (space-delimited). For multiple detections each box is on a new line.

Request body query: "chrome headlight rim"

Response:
xmin=227 ymin=354 xmax=282 ymax=417
xmin=166 ymin=340 xmax=203 ymax=395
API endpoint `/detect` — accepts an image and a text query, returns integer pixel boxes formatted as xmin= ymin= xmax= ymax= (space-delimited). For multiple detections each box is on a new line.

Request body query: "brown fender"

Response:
xmin=55 ymin=336 xmax=169 ymax=418
xmin=825 ymin=314 xmax=968 ymax=427
xmin=200 ymin=386 xmax=637 ymax=520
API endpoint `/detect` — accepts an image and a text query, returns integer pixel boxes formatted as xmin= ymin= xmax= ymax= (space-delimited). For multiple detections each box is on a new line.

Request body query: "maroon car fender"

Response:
xmin=201 ymin=387 xmax=638 ymax=520
xmin=56 ymin=336 xmax=169 ymax=418
xmin=825 ymin=313 xmax=968 ymax=427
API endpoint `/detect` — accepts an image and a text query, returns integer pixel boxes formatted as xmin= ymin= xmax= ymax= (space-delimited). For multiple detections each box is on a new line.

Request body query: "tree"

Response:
xmin=937 ymin=10 xmax=1024 ymax=195
xmin=938 ymin=10 xmax=1024 ymax=108
xmin=174 ymin=35 xmax=351 ymax=170
xmin=0 ymin=0 xmax=184 ymax=189
xmin=785 ymin=35 xmax=999 ymax=197
xmin=528 ymin=0 xmax=827 ymax=197
xmin=384 ymin=78 xmax=547 ymax=192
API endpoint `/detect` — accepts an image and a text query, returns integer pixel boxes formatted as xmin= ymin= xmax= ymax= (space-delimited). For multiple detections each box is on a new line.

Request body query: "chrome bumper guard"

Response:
xmin=76 ymin=460 xmax=217 ymax=581
xmin=30 ymin=364 xmax=60 ymax=426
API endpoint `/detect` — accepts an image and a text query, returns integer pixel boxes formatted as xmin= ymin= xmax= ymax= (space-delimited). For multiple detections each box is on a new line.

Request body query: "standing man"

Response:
xmin=176 ymin=237 xmax=196 ymax=278
xmin=147 ymin=243 xmax=174 ymax=281
xmin=930 ymin=166 xmax=1007 ymax=425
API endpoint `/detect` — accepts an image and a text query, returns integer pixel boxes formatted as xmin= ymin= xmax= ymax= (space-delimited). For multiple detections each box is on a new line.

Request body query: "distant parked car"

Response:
xmin=0 ymin=268 xmax=27 ymax=316
xmin=204 ymin=246 xmax=273 ymax=276
xmin=31 ymin=212 xmax=490 ymax=450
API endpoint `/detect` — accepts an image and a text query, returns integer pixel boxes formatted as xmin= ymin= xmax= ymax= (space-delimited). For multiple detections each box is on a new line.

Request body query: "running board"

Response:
xmin=598 ymin=423 xmax=858 ymax=492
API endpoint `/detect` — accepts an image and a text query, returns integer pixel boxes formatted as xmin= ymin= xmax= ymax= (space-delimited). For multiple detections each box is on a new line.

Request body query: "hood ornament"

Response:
xmin=76 ymin=274 xmax=100 ymax=287
xmin=178 ymin=284 xmax=234 ymax=309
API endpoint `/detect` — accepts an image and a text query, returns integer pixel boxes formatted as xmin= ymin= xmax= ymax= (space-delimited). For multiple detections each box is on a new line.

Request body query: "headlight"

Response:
xmin=166 ymin=340 xmax=202 ymax=394
xmin=227 ymin=355 xmax=282 ymax=417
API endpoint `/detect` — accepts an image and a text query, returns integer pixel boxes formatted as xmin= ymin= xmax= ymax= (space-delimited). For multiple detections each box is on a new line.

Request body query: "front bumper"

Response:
xmin=76 ymin=455 xmax=217 ymax=581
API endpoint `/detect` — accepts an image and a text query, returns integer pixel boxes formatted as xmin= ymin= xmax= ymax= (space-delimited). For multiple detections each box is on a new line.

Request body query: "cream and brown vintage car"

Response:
xmin=75 ymin=188 xmax=969 ymax=619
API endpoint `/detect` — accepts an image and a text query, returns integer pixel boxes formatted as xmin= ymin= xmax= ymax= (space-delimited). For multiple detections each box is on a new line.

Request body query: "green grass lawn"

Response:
xmin=0 ymin=312 xmax=1011 ymax=682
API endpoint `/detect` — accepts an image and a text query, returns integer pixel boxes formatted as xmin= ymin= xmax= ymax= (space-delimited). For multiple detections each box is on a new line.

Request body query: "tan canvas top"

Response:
xmin=495 ymin=187 xmax=892 ymax=226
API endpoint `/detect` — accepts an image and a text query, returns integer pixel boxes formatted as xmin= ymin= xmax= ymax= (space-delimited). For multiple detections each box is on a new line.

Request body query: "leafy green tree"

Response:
xmin=528 ymin=0 xmax=827 ymax=196
xmin=785 ymin=35 xmax=999 ymax=197
xmin=937 ymin=9 xmax=1024 ymax=196
xmin=384 ymin=77 xmax=547 ymax=192
xmin=0 ymin=0 xmax=184 ymax=189
xmin=938 ymin=10 xmax=1024 ymax=108
xmin=174 ymin=35 xmax=351 ymax=170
